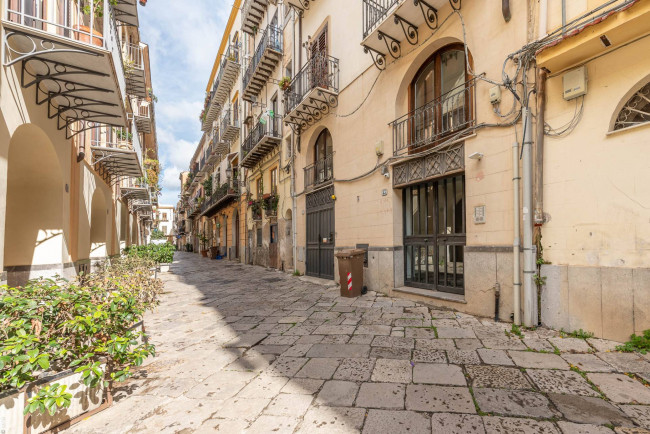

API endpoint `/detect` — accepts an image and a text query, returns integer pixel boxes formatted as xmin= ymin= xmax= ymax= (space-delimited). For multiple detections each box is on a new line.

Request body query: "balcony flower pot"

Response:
xmin=73 ymin=25 xmax=103 ymax=47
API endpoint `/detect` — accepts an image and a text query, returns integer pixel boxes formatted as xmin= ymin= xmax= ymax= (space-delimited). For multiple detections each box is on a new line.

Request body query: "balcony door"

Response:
xmin=309 ymin=25 xmax=328 ymax=90
xmin=306 ymin=186 xmax=334 ymax=279
xmin=410 ymin=45 xmax=469 ymax=151
xmin=314 ymin=129 xmax=332 ymax=185
xmin=403 ymin=175 xmax=465 ymax=294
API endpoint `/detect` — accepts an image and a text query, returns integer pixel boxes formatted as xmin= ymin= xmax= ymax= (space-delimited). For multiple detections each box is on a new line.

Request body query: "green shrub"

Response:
xmin=123 ymin=242 xmax=175 ymax=264
xmin=0 ymin=256 xmax=163 ymax=417
xmin=616 ymin=330 xmax=650 ymax=354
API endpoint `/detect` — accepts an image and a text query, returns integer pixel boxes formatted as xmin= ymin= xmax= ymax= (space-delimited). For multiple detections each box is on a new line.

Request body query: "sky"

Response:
xmin=139 ymin=0 xmax=231 ymax=206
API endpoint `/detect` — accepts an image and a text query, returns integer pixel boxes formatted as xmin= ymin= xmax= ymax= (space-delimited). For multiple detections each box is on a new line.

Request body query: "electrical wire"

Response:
xmin=544 ymin=95 xmax=584 ymax=137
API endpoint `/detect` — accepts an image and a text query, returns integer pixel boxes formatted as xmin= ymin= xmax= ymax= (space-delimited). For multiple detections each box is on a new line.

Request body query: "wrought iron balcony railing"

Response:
xmin=242 ymin=25 xmax=283 ymax=98
xmin=304 ymin=154 xmax=334 ymax=190
xmin=391 ymin=77 xmax=476 ymax=156
xmin=362 ymin=0 xmax=399 ymax=39
xmin=241 ymin=117 xmax=282 ymax=168
xmin=5 ymin=0 xmax=129 ymax=131
xmin=200 ymin=181 xmax=240 ymax=216
xmin=122 ymin=42 xmax=145 ymax=70
xmin=284 ymin=54 xmax=339 ymax=128
xmin=203 ymin=44 xmax=241 ymax=131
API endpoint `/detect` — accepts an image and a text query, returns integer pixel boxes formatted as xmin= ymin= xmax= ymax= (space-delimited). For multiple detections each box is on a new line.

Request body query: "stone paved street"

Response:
xmin=67 ymin=253 xmax=650 ymax=433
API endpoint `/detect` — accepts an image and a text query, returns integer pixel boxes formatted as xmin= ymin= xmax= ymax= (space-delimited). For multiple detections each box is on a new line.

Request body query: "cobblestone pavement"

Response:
xmin=67 ymin=252 xmax=650 ymax=433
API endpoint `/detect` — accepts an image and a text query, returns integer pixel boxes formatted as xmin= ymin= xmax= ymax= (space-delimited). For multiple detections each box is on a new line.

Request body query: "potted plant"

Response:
xmin=198 ymin=233 xmax=209 ymax=257
xmin=279 ymin=76 xmax=292 ymax=91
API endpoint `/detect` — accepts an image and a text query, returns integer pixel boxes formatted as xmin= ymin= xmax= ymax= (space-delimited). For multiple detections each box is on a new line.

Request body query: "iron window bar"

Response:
xmin=391 ymin=77 xmax=476 ymax=156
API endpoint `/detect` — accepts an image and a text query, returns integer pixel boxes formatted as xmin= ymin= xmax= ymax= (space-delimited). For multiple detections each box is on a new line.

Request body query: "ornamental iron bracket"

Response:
xmin=393 ymin=14 xmax=418 ymax=45
xmin=363 ymin=45 xmax=386 ymax=70
xmin=413 ymin=0 xmax=438 ymax=30
xmin=377 ymin=30 xmax=401 ymax=59
xmin=449 ymin=0 xmax=461 ymax=10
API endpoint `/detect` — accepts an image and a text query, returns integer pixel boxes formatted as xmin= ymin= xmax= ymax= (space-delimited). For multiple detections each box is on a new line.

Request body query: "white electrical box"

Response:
xmin=563 ymin=66 xmax=587 ymax=100
xmin=489 ymin=86 xmax=501 ymax=104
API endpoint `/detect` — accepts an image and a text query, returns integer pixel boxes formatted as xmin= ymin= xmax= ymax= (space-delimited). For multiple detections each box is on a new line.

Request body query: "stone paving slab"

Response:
xmin=64 ymin=253 xmax=650 ymax=434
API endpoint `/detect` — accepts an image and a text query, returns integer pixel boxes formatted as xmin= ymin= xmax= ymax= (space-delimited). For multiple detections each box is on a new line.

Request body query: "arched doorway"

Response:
xmin=90 ymin=188 xmax=108 ymax=259
xmin=305 ymin=128 xmax=335 ymax=279
xmin=4 ymin=124 xmax=65 ymax=285
xmin=232 ymin=208 xmax=239 ymax=259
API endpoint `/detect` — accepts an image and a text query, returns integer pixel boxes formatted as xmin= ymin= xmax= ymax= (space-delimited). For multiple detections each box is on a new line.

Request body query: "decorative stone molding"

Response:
xmin=393 ymin=142 xmax=464 ymax=188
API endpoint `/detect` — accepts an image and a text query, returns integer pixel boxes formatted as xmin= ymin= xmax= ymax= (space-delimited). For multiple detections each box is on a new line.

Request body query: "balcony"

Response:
xmin=202 ymin=44 xmax=240 ymax=131
xmin=304 ymin=154 xmax=333 ymax=190
xmin=3 ymin=0 xmax=128 ymax=136
xmin=90 ymin=117 xmax=144 ymax=182
xmin=361 ymin=0 xmax=460 ymax=69
xmin=242 ymin=25 xmax=283 ymax=102
xmin=113 ymin=0 xmax=140 ymax=26
xmin=220 ymin=108 xmax=240 ymax=142
xmin=122 ymin=42 xmax=146 ymax=98
xmin=241 ymin=0 xmax=268 ymax=35
xmin=286 ymin=0 xmax=316 ymax=13
xmin=284 ymin=54 xmax=339 ymax=132
xmin=390 ymin=77 xmax=476 ymax=156
xmin=131 ymin=98 xmax=152 ymax=133
xmin=200 ymin=181 xmax=240 ymax=217
xmin=241 ymin=117 xmax=282 ymax=169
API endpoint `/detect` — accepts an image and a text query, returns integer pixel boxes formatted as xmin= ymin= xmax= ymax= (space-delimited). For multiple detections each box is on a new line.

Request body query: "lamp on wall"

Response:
xmin=226 ymin=166 xmax=232 ymax=180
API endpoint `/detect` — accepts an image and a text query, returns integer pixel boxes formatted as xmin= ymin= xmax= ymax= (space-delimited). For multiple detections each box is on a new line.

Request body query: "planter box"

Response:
xmin=0 ymin=323 xmax=147 ymax=433
xmin=159 ymin=263 xmax=170 ymax=273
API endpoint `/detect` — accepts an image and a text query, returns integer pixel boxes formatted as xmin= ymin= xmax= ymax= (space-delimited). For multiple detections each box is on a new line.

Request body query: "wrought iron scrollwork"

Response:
xmin=414 ymin=0 xmax=438 ymax=30
xmin=394 ymin=15 xmax=418 ymax=45
xmin=449 ymin=0 xmax=461 ymax=10
xmin=363 ymin=45 xmax=386 ymax=70
xmin=377 ymin=31 xmax=401 ymax=59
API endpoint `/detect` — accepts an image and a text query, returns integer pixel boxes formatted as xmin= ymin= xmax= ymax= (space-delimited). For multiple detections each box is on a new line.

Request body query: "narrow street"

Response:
xmin=68 ymin=253 xmax=650 ymax=433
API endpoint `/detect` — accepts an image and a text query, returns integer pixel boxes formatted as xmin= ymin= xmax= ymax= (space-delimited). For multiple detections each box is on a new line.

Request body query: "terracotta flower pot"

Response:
xmin=201 ymin=250 xmax=208 ymax=257
xmin=74 ymin=25 xmax=103 ymax=47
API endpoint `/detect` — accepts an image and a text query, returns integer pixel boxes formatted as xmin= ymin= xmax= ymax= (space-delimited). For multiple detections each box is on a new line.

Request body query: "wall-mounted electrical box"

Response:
xmin=489 ymin=86 xmax=501 ymax=104
xmin=563 ymin=66 xmax=587 ymax=100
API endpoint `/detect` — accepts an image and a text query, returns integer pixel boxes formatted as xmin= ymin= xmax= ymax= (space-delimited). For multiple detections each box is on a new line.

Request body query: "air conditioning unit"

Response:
xmin=563 ymin=66 xmax=587 ymax=100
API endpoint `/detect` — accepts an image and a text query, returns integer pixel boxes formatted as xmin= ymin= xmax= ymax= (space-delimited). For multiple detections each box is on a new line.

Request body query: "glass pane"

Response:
xmin=414 ymin=246 xmax=421 ymax=282
xmin=419 ymin=185 xmax=426 ymax=236
xmin=412 ymin=187 xmax=419 ymax=235
xmin=437 ymin=244 xmax=446 ymax=286
xmin=446 ymin=179 xmax=454 ymax=234
xmin=419 ymin=246 xmax=426 ymax=283
xmin=427 ymin=245 xmax=435 ymax=285
xmin=441 ymin=50 xmax=466 ymax=131
xmin=455 ymin=176 xmax=464 ymax=234
xmin=437 ymin=182 xmax=445 ymax=234
xmin=427 ymin=184 xmax=434 ymax=234
xmin=414 ymin=61 xmax=435 ymax=108
xmin=455 ymin=245 xmax=464 ymax=288
xmin=405 ymin=187 xmax=413 ymax=236
xmin=447 ymin=245 xmax=455 ymax=287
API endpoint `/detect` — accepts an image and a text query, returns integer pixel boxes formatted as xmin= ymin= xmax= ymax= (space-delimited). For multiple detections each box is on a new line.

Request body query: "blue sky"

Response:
xmin=139 ymin=1 xmax=231 ymax=206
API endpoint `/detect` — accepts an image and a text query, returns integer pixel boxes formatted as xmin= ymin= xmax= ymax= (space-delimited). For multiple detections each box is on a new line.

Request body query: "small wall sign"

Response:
xmin=474 ymin=205 xmax=486 ymax=224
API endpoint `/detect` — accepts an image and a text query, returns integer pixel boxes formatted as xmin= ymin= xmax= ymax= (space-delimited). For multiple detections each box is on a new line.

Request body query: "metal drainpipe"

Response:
xmin=513 ymin=141 xmax=521 ymax=325
xmin=522 ymin=107 xmax=537 ymax=327
xmin=291 ymin=9 xmax=299 ymax=272
xmin=534 ymin=69 xmax=547 ymax=227
xmin=502 ymin=0 xmax=511 ymax=22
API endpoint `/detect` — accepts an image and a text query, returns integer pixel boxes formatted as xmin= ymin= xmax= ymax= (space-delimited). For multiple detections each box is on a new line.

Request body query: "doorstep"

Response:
xmin=393 ymin=286 xmax=467 ymax=304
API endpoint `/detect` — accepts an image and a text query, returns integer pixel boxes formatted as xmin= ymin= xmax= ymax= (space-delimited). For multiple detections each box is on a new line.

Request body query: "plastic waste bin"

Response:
xmin=335 ymin=249 xmax=366 ymax=298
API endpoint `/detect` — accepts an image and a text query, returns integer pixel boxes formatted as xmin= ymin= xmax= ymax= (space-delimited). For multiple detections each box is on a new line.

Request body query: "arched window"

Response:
xmin=613 ymin=81 xmax=650 ymax=131
xmin=312 ymin=129 xmax=333 ymax=186
xmin=403 ymin=44 xmax=471 ymax=152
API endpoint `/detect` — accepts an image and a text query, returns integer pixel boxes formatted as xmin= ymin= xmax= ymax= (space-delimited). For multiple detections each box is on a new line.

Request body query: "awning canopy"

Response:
xmin=121 ymin=186 xmax=150 ymax=202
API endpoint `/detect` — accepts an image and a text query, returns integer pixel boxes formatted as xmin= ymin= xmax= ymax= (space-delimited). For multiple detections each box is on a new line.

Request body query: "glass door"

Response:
xmin=403 ymin=175 xmax=465 ymax=294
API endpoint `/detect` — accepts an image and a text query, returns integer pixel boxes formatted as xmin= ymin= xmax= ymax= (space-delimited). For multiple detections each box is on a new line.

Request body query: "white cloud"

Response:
xmin=138 ymin=0 xmax=230 ymax=208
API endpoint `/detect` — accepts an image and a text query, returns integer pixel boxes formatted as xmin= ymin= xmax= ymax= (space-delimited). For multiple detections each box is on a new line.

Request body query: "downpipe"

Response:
xmin=512 ymin=141 xmax=521 ymax=325
xmin=522 ymin=108 xmax=537 ymax=327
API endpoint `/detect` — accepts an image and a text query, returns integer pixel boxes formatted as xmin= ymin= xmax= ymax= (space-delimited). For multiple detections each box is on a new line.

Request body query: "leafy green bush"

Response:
xmin=150 ymin=228 xmax=166 ymax=240
xmin=616 ymin=330 xmax=650 ymax=354
xmin=0 ymin=256 xmax=163 ymax=417
xmin=123 ymin=242 xmax=175 ymax=264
